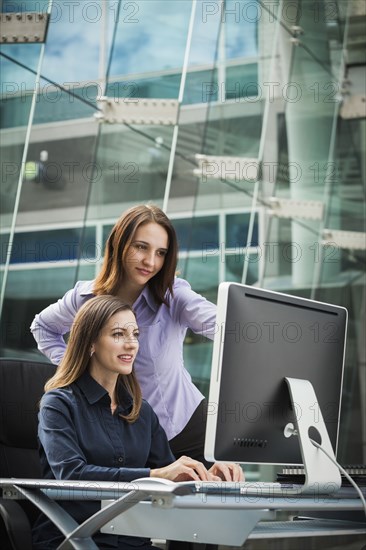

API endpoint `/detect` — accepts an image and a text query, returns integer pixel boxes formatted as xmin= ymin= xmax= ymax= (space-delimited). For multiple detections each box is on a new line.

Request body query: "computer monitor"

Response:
xmin=205 ymin=283 xmax=347 ymax=490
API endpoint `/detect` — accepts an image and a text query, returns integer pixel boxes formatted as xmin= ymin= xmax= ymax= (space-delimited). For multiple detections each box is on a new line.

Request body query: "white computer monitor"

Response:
xmin=205 ymin=283 xmax=348 ymax=491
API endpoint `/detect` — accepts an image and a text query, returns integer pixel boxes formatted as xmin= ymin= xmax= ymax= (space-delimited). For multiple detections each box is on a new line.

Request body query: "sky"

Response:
xmin=1 ymin=0 xmax=257 ymax=92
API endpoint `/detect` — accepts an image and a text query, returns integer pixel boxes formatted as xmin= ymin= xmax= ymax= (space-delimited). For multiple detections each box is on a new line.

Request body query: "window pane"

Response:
xmin=174 ymin=216 xmax=219 ymax=252
xmin=5 ymin=227 xmax=96 ymax=264
xmin=226 ymin=212 xmax=258 ymax=248
xmin=0 ymin=265 xmax=95 ymax=356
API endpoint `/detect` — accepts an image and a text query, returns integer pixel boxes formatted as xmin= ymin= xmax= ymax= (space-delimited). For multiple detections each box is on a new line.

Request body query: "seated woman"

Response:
xmin=32 ymin=295 xmax=243 ymax=549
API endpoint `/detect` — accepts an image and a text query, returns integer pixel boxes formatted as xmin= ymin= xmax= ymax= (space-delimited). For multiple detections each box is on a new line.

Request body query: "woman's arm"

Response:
xmin=146 ymin=415 xmax=214 ymax=482
xmin=171 ymin=278 xmax=217 ymax=340
xmin=30 ymin=281 xmax=93 ymax=365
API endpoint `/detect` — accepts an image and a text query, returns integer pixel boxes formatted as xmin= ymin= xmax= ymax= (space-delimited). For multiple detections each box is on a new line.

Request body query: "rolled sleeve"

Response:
xmin=172 ymin=278 xmax=217 ymax=340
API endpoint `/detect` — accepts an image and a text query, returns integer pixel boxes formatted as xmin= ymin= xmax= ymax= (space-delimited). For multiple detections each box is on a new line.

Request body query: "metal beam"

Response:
xmin=340 ymin=94 xmax=366 ymax=119
xmin=95 ymin=97 xmax=179 ymax=125
xmin=268 ymin=197 xmax=324 ymax=221
xmin=0 ymin=12 xmax=49 ymax=43
xmin=322 ymin=229 xmax=366 ymax=250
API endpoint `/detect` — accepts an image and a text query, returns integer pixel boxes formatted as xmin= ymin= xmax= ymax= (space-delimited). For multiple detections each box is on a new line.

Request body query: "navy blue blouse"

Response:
xmin=32 ymin=371 xmax=175 ymax=549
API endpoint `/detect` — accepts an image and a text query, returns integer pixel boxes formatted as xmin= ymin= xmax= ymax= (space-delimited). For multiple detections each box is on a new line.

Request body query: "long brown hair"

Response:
xmin=45 ymin=295 xmax=142 ymax=422
xmin=93 ymin=204 xmax=178 ymax=306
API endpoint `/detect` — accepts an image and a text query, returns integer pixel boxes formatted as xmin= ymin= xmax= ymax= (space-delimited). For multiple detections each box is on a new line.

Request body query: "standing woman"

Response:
xmin=32 ymin=295 xmax=242 ymax=549
xmin=31 ymin=204 xmax=217 ymax=464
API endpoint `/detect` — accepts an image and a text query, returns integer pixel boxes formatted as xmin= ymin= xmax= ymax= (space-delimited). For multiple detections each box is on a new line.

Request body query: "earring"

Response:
xmin=90 ymin=349 xmax=94 ymax=357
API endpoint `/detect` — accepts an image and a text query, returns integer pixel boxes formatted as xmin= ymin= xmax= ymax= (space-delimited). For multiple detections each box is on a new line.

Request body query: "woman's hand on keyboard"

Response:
xmin=150 ymin=457 xmax=244 ymax=483
xmin=208 ymin=462 xmax=245 ymax=482
xmin=150 ymin=455 xmax=213 ymax=482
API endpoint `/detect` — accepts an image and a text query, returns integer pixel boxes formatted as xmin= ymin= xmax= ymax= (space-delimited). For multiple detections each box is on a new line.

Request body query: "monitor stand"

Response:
xmin=284 ymin=377 xmax=342 ymax=495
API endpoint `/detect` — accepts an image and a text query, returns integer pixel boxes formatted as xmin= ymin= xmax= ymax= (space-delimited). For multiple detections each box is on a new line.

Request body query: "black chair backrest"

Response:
xmin=0 ymin=359 xmax=56 ymax=479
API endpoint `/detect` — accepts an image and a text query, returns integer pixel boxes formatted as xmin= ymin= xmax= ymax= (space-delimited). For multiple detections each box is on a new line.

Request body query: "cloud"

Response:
xmin=1 ymin=0 xmax=257 ymax=96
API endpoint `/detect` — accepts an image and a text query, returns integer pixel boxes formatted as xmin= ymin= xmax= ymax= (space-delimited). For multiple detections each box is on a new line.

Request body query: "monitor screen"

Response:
xmin=204 ymin=283 xmax=348 ymax=466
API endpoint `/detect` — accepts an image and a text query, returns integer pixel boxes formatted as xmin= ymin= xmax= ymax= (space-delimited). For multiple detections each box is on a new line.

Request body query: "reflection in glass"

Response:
xmin=2 ymin=226 xmax=96 ymax=264
xmin=0 ymin=0 xmax=364 ymax=472
xmin=0 ymin=265 xmax=95 ymax=358
xmin=174 ymin=216 xmax=219 ymax=252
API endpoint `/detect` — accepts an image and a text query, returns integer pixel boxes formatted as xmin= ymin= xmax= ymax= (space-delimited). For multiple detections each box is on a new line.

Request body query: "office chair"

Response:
xmin=0 ymin=358 xmax=55 ymax=550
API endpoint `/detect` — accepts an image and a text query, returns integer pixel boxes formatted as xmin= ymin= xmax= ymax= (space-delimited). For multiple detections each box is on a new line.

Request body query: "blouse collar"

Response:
xmin=76 ymin=370 xmax=134 ymax=413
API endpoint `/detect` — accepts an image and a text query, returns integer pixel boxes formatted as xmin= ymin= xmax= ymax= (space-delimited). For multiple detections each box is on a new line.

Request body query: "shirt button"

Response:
xmin=118 ymin=456 xmax=124 ymax=464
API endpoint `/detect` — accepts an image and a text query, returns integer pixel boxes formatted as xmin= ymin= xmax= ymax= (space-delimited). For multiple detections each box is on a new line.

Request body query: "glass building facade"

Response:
xmin=1 ymin=0 xmax=365 ymax=487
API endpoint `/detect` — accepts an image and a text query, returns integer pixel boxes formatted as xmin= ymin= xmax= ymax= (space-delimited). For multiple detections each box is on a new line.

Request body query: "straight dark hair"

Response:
xmin=94 ymin=204 xmax=178 ymax=306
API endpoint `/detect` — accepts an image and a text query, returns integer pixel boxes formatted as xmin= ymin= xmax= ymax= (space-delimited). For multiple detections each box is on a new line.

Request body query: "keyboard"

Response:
xmin=174 ymin=480 xmax=304 ymax=497
xmin=174 ymin=480 xmax=365 ymax=499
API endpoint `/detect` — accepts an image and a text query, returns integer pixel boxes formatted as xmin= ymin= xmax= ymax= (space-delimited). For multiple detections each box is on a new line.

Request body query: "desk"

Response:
xmin=1 ymin=478 xmax=365 ymax=549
